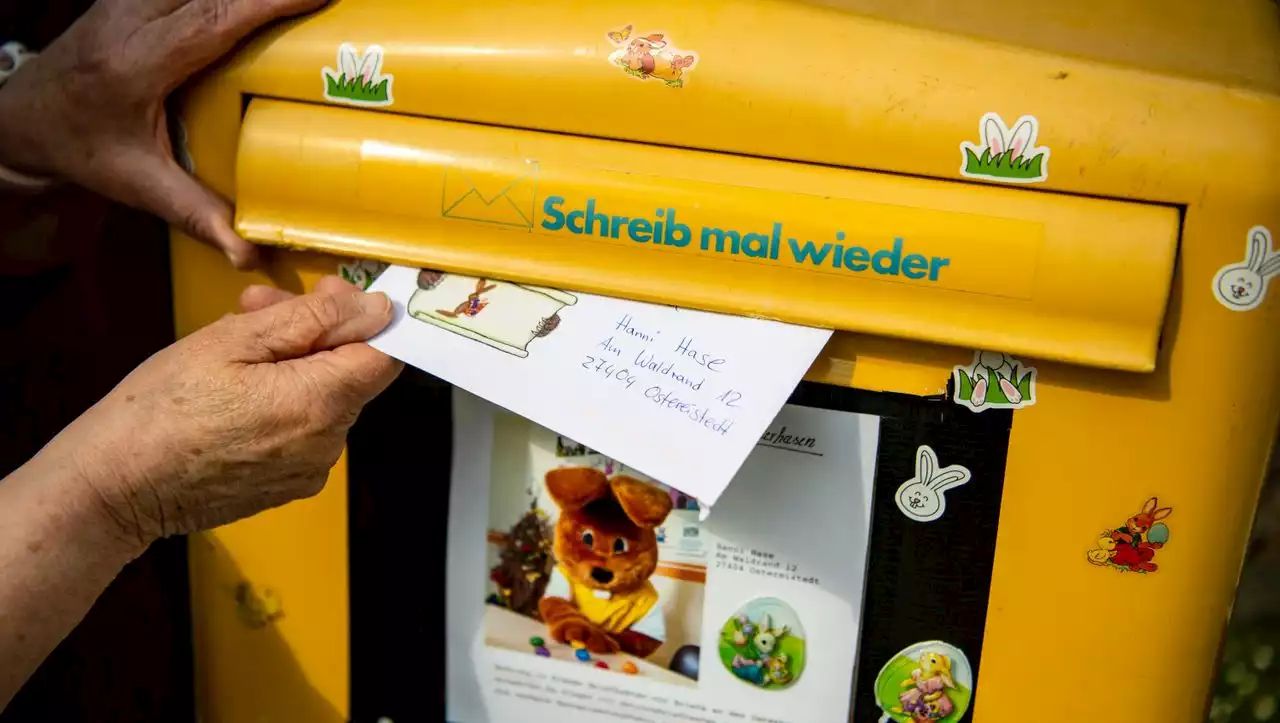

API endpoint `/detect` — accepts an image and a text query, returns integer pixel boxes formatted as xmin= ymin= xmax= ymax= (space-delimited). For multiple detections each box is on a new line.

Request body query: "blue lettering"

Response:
xmin=743 ymin=233 xmax=769 ymax=258
xmin=542 ymin=199 xmax=950 ymax=285
xmin=701 ymin=227 xmax=741 ymax=253
xmin=929 ymin=257 xmax=951 ymax=281
xmin=789 ymin=238 xmax=832 ymax=266
xmin=610 ymin=215 xmax=629 ymax=239
xmin=843 ymin=245 xmax=870 ymax=271
xmin=540 ymin=196 xmax=567 ymax=230
xmin=584 ymin=199 xmax=607 ymax=236
xmin=903 ymin=253 xmax=929 ymax=279
xmin=628 ymin=217 xmax=653 ymax=243
xmin=666 ymin=209 xmax=691 ymax=247
xmin=872 ymin=237 xmax=903 ymax=275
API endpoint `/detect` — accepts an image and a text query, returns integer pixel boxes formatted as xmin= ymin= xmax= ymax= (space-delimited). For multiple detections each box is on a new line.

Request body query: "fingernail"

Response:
xmin=359 ymin=291 xmax=391 ymax=315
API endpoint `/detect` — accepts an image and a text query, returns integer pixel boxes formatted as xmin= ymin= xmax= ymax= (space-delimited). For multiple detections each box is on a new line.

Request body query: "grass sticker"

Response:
xmin=953 ymin=351 xmax=1037 ymax=412
xmin=322 ymin=44 xmax=394 ymax=107
xmin=959 ymin=112 xmax=1049 ymax=183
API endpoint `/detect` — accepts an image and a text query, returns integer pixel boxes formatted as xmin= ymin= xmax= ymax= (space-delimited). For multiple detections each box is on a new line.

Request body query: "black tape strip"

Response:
xmin=348 ymin=368 xmax=452 ymax=723
xmin=786 ymin=382 xmax=1013 ymax=722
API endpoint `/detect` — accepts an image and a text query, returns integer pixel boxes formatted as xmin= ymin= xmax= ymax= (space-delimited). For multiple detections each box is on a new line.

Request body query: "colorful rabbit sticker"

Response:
xmin=322 ymin=43 xmax=394 ymax=106
xmin=1087 ymin=497 xmax=1172 ymax=573
xmin=959 ymin=112 xmax=1050 ymax=183
xmin=895 ymin=446 xmax=971 ymax=523
xmin=719 ymin=597 xmax=806 ymax=689
xmin=873 ymin=641 xmax=974 ymax=723
xmin=605 ymin=25 xmax=698 ymax=88
xmin=1213 ymin=226 xmax=1278 ymax=312
xmin=953 ymin=351 xmax=1037 ymax=412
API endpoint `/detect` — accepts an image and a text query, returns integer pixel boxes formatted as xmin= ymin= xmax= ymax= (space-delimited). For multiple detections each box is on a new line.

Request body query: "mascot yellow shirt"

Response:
xmin=544 ymin=566 xmax=667 ymax=642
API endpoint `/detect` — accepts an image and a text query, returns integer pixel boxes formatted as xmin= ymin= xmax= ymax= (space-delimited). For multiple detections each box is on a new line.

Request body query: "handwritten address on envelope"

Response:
xmin=366 ymin=266 xmax=832 ymax=506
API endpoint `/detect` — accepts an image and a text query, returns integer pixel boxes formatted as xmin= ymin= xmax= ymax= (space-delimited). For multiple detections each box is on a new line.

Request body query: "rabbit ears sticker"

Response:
xmin=322 ymin=44 xmax=394 ymax=107
xmin=895 ymin=446 xmax=972 ymax=523
xmin=953 ymin=351 xmax=1037 ymax=412
xmin=959 ymin=112 xmax=1050 ymax=184
xmin=1214 ymin=226 xmax=1279 ymax=312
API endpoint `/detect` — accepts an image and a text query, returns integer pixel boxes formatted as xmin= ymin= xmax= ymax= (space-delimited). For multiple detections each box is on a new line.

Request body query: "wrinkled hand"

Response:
xmin=52 ymin=276 xmax=402 ymax=548
xmin=0 ymin=0 xmax=328 ymax=270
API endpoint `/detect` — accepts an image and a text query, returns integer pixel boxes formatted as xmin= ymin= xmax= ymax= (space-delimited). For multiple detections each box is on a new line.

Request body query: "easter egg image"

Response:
xmin=718 ymin=597 xmax=806 ymax=690
xmin=872 ymin=641 xmax=973 ymax=723
xmin=1147 ymin=522 xmax=1170 ymax=545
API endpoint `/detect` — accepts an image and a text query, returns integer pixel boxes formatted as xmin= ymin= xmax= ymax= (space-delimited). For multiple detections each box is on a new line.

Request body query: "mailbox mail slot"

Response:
xmin=236 ymin=100 xmax=1179 ymax=372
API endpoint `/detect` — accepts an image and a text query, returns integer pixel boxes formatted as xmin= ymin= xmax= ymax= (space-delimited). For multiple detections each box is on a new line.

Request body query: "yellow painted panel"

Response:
xmin=236 ymin=99 xmax=1178 ymax=372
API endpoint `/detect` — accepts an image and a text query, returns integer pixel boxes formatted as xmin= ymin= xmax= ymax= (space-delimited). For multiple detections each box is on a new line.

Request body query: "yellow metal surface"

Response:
xmin=172 ymin=0 xmax=1280 ymax=721
xmin=236 ymin=99 xmax=1179 ymax=372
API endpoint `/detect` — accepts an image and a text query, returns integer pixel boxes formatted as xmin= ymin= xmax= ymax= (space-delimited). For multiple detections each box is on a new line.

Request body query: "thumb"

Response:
xmin=226 ymin=288 xmax=394 ymax=363
xmin=289 ymin=342 xmax=404 ymax=407
xmin=129 ymin=151 xmax=258 ymax=270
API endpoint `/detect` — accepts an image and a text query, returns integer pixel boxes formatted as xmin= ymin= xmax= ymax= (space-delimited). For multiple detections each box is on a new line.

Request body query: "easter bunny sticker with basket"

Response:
xmin=1213 ymin=226 xmax=1279 ymax=312
xmin=895 ymin=446 xmax=972 ymax=523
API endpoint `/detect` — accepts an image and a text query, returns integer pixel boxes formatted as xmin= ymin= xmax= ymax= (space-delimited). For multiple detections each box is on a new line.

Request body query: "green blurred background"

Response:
xmin=1211 ymin=434 xmax=1280 ymax=722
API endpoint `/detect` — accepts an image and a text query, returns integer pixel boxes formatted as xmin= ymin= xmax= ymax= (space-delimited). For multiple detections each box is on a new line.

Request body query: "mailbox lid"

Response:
xmin=236 ymin=99 xmax=1179 ymax=372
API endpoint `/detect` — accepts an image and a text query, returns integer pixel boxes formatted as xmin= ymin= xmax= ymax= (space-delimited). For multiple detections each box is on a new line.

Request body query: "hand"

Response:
xmin=539 ymin=597 xmax=621 ymax=654
xmin=47 ymin=276 xmax=402 ymax=549
xmin=0 ymin=0 xmax=329 ymax=270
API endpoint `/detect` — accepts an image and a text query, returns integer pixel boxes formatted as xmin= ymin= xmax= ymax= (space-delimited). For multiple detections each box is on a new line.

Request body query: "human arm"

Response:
xmin=0 ymin=0 xmax=328 ymax=270
xmin=0 ymin=276 xmax=401 ymax=710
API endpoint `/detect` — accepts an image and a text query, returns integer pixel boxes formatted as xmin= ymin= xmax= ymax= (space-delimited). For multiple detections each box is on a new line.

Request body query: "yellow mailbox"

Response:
xmin=172 ymin=0 xmax=1280 ymax=721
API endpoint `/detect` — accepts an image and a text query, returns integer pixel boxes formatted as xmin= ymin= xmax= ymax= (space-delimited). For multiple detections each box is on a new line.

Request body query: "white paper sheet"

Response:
xmin=367 ymin=266 xmax=832 ymax=506
xmin=445 ymin=391 xmax=880 ymax=723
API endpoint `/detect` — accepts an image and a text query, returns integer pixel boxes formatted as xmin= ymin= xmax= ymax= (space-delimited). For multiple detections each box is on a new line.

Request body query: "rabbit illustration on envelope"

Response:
xmin=409 ymin=269 xmax=576 ymax=357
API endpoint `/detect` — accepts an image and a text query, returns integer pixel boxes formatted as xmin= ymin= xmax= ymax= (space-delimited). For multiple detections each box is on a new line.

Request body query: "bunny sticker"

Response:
xmin=719 ymin=597 xmax=807 ymax=689
xmin=322 ymin=44 xmax=394 ymax=107
xmin=959 ymin=112 xmax=1050 ymax=183
xmin=605 ymin=25 xmax=699 ymax=88
xmin=1087 ymin=497 xmax=1172 ymax=573
xmin=895 ymin=446 xmax=972 ymax=523
xmin=953 ymin=351 xmax=1037 ymax=412
xmin=1213 ymin=226 xmax=1278 ymax=312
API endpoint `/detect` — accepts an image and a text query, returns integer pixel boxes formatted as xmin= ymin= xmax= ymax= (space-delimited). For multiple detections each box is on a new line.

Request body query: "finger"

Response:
xmin=227 ymin=289 xmax=393 ymax=362
xmin=155 ymin=0 xmax=332 ymax=77
xmin=239 ymin=285 xmax=296 ymax=313
xmin=240 ymin=277 xmax=354 ymax=311
xmin=298 ymin=343 xmax=403 ymax=406
xmin=314 ymin=275 xmax=362 ymax=296
xmin=126 ymin=150 xmax=258 ymax=270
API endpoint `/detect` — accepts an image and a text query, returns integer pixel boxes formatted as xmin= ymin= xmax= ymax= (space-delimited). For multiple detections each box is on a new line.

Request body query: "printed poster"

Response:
xmin=445 ymin=390 xmax=879 ymax=723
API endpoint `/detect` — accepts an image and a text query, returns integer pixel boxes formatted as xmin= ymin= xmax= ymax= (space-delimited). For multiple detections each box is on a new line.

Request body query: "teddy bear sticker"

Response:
xmin=1213 ymin=226 xmax=1278 ymax=312
xmin=538 ymin=467 xmax=674 ymax=658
